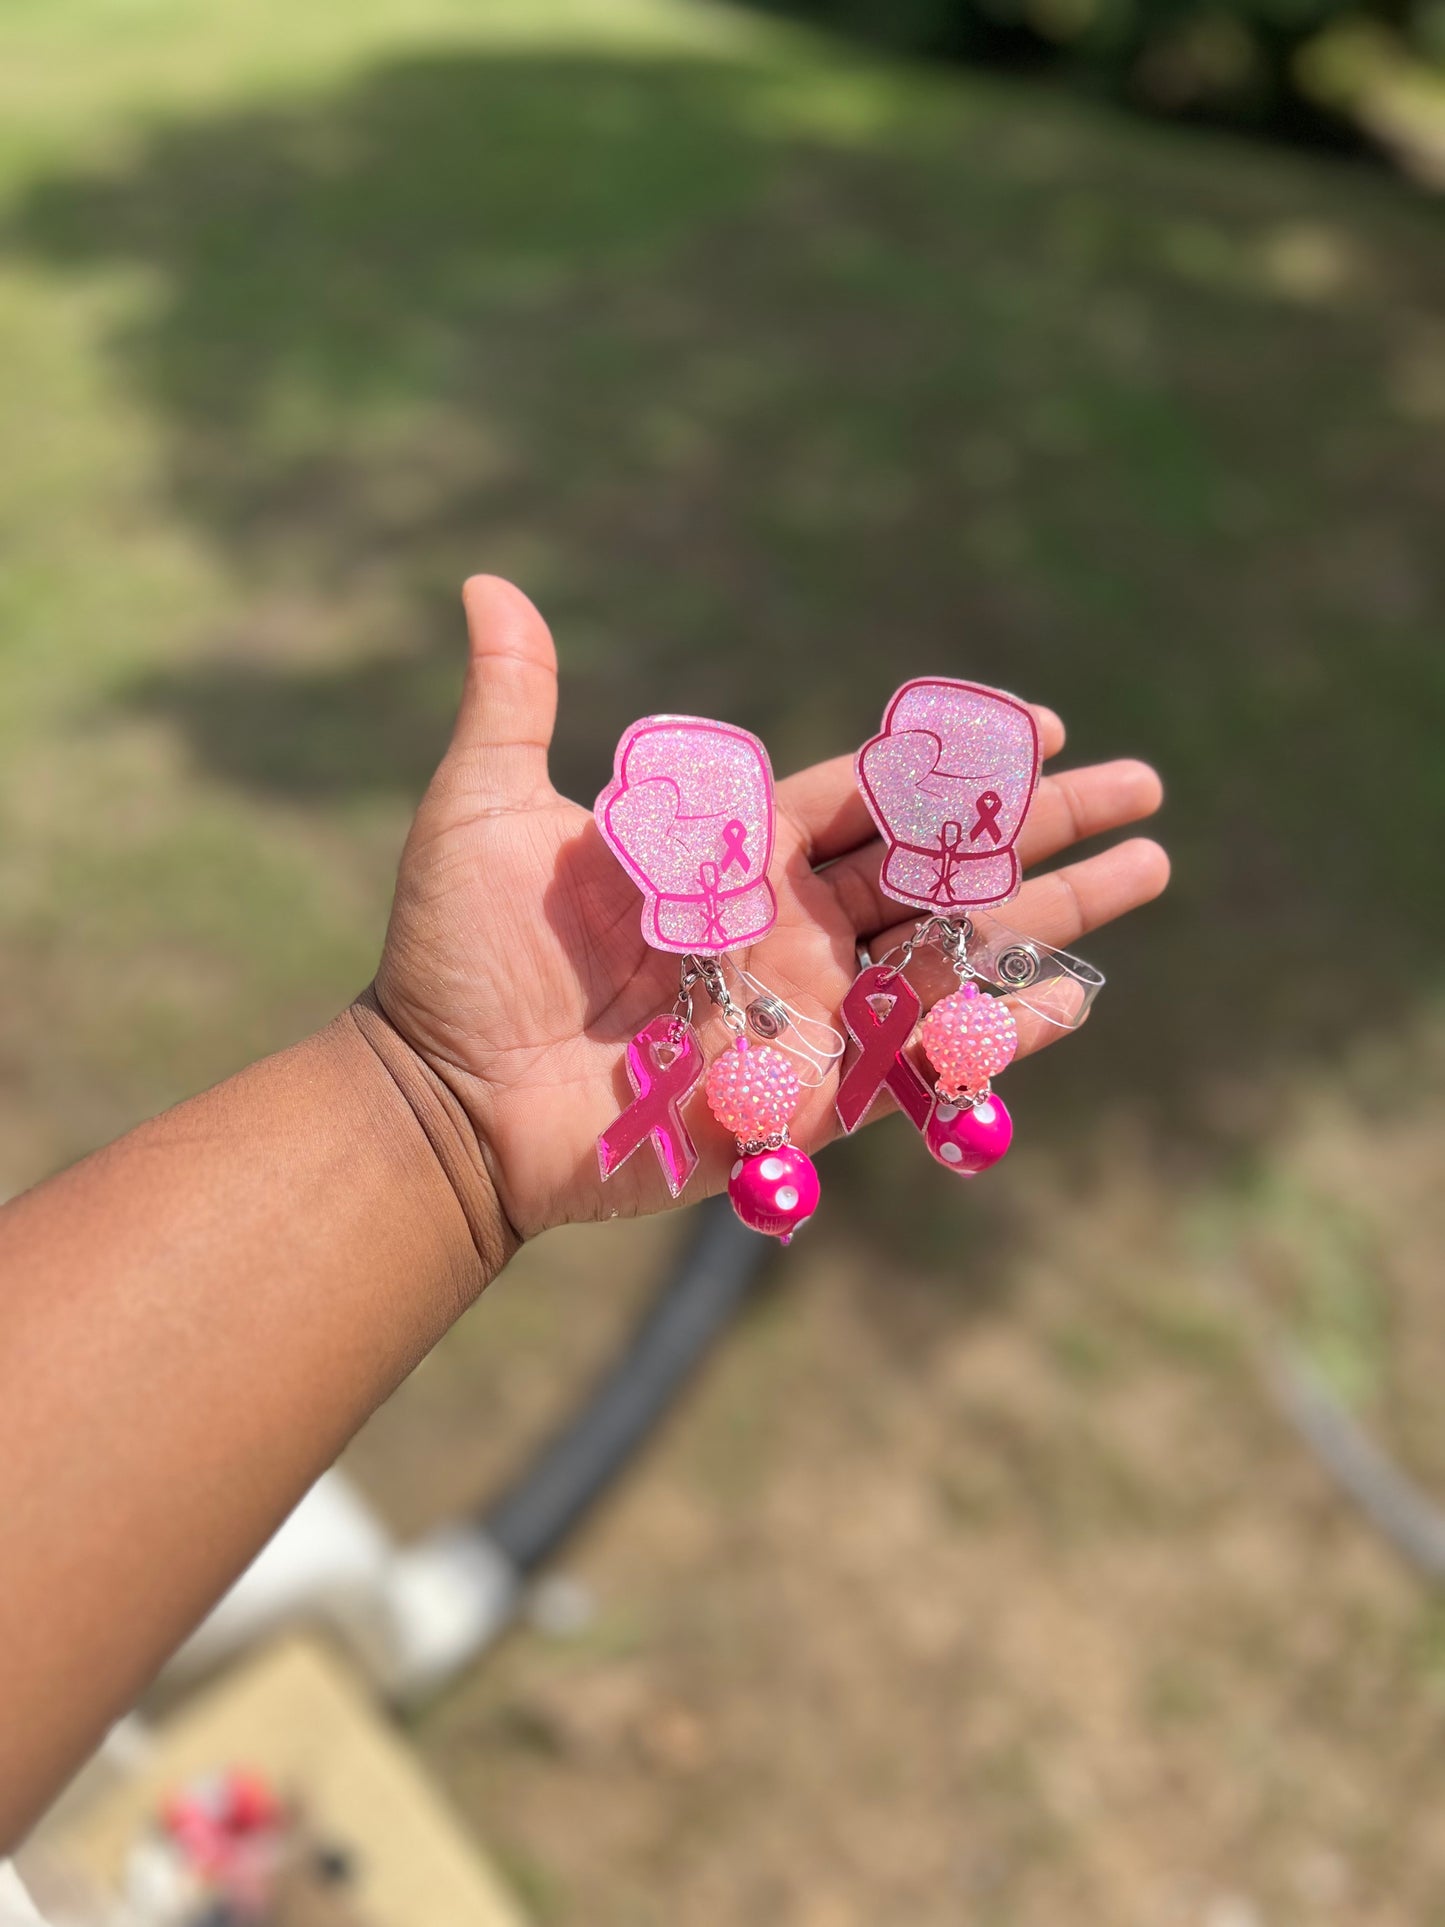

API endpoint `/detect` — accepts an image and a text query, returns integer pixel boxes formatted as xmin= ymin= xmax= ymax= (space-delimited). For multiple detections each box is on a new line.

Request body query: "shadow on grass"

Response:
xmin=8 ymin=45 xmax=1445 ymax=1258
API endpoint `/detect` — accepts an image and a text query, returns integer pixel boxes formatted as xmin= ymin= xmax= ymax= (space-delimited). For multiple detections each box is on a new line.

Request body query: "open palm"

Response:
xmin=374 ymin=578 xmax=1168 ymax=1241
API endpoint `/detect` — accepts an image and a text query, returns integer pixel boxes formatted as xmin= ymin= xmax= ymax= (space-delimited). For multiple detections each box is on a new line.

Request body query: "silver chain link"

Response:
xmin=876 ymin=914 xmax=976 ymax=983
xmin=679 ymin=954 xmax=747 ymax=1032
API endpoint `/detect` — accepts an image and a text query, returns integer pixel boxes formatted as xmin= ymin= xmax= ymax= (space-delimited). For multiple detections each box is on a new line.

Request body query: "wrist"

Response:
xmin=345 ymin=988 xmax=520 ymax=1299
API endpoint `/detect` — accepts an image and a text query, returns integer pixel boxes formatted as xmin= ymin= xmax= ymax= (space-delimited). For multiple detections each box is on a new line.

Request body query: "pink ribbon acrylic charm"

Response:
xmin=856 ymin=678 xmax=1041 ymax=913
xmin=596 ymin=715 xmax=777 ymax=956
xmin=596 ymin=1014 xmax=706 ymax=1199
xmin=835 ymin=964 xmax=934 ymax=1134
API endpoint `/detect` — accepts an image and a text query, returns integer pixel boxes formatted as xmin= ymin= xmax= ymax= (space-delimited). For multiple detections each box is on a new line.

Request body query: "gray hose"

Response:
xmin=481 ymin=1197 xmax=770 ymax=1574
xmin=1272 ymin=1349 xmax=1445 ymax=1584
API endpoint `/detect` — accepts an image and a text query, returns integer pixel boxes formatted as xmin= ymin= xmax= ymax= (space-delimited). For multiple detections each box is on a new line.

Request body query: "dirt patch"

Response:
xmin=349 ymin=1028 xmax=1445 ymax=1924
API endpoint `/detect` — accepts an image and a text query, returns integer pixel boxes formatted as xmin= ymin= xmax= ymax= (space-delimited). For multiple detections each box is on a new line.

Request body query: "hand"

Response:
xmin=372 ymin=578 xmax=1169 ymax=1241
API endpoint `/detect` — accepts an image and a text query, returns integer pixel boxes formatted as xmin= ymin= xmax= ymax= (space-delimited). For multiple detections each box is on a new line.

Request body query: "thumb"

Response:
xmin=445 ymin=575 xmax=559 ymax=803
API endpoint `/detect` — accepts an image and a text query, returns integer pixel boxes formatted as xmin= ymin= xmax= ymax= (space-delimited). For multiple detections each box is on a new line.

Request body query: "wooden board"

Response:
xmin=51 ymin=1635 xmax=524 ymax=1927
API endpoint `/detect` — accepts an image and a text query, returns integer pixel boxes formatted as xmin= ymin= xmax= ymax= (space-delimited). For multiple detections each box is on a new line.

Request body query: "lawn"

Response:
xmin=2 ymin=0 xmax=1444 ymax=1920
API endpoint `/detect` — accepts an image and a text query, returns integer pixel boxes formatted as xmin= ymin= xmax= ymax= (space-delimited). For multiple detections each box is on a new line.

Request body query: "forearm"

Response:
xmin=0 ymin=1005 xmax=511 ymax=1846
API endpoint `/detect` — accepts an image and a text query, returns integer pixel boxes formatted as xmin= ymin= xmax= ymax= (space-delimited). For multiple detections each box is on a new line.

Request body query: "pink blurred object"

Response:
xmin=924 ymin=1092 xmax=1014 ymax=1174
xmin=919 ymin=981 xmax=1018 ymax=1101
xmin=597 ymin=715 xmax=777 ymax=955
xmin=155 ymin=1765 xmax=289 ymax=1916
xmin=857 ymin=678 xmax=1040 ymax=912
xmin=727 ymin=1143 xmax=820 ymax=1244
xmin=704 ymin=1036 xmax=800 ymax=1143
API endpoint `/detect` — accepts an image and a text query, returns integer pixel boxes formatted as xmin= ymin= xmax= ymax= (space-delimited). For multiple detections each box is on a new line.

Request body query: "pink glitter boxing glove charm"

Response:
xmin=596 ymin=715 xmax=777 ymax=956
xmin=593 ymin=714 xmax=821 ymax=1241
xmin=837 ymin=677 xmax=1102 ymax=1182
xmin=856 ymin=677 xmax=1040 ymax=914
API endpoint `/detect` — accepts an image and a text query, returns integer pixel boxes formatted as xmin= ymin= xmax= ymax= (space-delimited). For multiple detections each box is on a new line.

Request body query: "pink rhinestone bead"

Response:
xmin=705 ymin=1037 xmax=801 ymax=1143
xmin=919 ymin=982 xmax=1017 ymax=1102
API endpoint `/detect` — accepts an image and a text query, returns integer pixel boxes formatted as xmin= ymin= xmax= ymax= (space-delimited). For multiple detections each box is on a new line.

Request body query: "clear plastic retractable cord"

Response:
xmin=719 ymin=957 xmax=846 ymax=1088
xmin=955 ymin=907 xmax=1104 ymax=1034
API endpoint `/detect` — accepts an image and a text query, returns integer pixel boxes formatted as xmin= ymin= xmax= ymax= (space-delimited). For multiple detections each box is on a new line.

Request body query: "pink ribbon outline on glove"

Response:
xmin=718 ymin=818 xmax=750 ymax=876
xmin=969 ymin=791 xmax=1003 ymax=844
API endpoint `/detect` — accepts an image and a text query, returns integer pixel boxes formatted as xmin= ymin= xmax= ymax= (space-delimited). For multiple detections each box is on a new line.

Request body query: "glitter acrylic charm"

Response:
xmin=856 ymin=677 xmax=1040 ymax=914
xmin=596 ymin=716 xmax=777 ymax=956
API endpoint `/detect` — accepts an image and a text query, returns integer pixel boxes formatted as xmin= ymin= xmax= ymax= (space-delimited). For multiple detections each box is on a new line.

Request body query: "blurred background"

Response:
xmin=2 ymin=0 xmax=1444 ymax=1920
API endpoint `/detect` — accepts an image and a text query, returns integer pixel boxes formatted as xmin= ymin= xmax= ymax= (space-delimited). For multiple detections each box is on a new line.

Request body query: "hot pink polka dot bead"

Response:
xmin=705 ymin=1037 xmax=801 ymax=1143
xmin=920 ymin=982 xmax=1017 ymax=1102
xmin=925 ymin=1091 xmax=1013 ymax=1175
xmin=728 ymin=1143 xmax=820 ymax=1244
